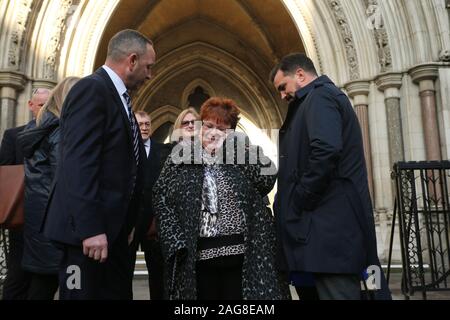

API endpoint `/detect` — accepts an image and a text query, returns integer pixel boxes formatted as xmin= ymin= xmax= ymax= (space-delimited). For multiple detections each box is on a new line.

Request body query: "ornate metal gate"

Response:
xmin=388 ymin=161 xmax=450 ymax=299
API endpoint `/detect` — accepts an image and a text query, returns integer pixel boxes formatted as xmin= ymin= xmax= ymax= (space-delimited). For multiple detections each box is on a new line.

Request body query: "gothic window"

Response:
xmin=187 ymin=86 xmax=210 ymax=112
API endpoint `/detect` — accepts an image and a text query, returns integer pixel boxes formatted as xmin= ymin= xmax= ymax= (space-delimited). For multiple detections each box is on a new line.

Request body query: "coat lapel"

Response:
xmin=95 ymin=68 xmax=133 ymax=143
xmin=95 ymin=68 xmax=146 ymax=171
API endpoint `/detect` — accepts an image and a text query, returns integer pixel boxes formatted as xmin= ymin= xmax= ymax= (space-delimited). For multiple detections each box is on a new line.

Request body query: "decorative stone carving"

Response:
xmin=0 ymin=72 xmax=27 ymax=133
xmin=345 ymin=80 xmax=370 ymax=103
xmin=43 ymin=0 xmax=78 ymax=80
xmin=8 ymin=0 xmax=34 ymax=68
xmin=32 ymin=79 xmax=57 ymax=91
xmin=327 ymin=0 xmax=360 ymax=81
xmin=0 ymin=71 xmax=27 ymax=91
xmin=410 ymin=64 xmax=439 ymax=85
xmin=365 ymin=0 xmax=392 ymax=72
xmin=297 ymin=5 xmax=324 ymax=74
xmin=375 ymin=72 xmax=402 ymax=93
xmin=439 ymin=49 xmax=450 ymax=62
xmin=374 ymin=208 xmax=393 ymax=228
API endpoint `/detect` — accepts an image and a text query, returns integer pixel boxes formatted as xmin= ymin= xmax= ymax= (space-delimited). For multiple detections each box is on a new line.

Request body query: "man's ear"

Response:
xmin=295 ymin=68 xmax=306 ymax=83
xmin=295 ymin=68 xmax=305 ymax=78
xmin=129 ymin=53 xmax=138 ymax=69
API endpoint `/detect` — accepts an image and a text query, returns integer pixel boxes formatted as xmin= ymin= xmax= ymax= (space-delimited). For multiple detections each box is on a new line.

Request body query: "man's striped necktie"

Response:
xmin=123 ymin=92 xmax=140 ymax=166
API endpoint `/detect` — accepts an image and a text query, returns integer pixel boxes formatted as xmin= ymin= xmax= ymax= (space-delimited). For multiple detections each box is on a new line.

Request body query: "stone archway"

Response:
xmin=63 ymin=0 xmax=306 ymax=149
xmin=89 ymin=0 xmax=305 ymax=137
xmin=133 ymin=42 xmax=283 ymax=131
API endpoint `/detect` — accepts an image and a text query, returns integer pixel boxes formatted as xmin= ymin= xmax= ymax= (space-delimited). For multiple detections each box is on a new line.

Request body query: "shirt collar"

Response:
xmin=102 ymin=65 xmax=128 ymax=98
xmin=294 ymin=77 xmax=318 ymax=101
xmin=294 ymin=75 xmax=333 ymax=101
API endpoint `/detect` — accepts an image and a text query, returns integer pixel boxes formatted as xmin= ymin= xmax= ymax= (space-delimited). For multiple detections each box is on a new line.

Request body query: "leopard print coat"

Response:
xmin=153 ymin=138 xmax=290 ymax=300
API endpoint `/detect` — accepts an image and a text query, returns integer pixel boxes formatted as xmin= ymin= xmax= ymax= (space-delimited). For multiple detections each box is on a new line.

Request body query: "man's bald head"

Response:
xmin=29 ymin=88 xmax=50 ymax=118
xmin=106 ymin=29 xmax=153 ymax=63
xmin=105 ymin=29 xmax=155 ymax=92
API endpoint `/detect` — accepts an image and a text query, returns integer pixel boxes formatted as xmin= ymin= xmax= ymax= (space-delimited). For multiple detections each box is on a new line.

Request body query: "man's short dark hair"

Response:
xmin=270 ymin=53 xmax=317 ymax=83
xmin=135 ymin=110 xmax=151 ymax=120
xmin=107 ymin=29 xmax=153 ymax=62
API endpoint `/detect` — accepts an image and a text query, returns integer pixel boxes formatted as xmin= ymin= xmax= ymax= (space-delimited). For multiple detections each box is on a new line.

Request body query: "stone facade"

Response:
xmin=0 ymin=0 xmax=449 ymax=263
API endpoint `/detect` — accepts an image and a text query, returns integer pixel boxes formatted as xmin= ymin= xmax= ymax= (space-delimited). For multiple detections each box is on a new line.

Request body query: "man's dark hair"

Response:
xmin=135 ymin=110 xmax=150 ymax=119
xmin=269 ymin=53 xmax=317 ymax=83
xmin=107 ymin=29 xmax=153 ymax=62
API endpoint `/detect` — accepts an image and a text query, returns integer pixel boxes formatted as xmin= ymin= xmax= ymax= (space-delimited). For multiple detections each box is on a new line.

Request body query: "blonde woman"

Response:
xmin=171 ymin=107 xmax=200 ymax=144
xmin=17 ymin=76 xmax=79 ymax=300
xmin=35 ymin=77 xmax=80 ymax=126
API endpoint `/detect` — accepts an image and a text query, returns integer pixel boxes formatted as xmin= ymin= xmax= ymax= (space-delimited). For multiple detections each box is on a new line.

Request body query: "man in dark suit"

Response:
xmin=270 ymin=53 xmax=391 ymax=300
xmin=0 ymin=126 xmax=26 ymax=165
xmin=43 ymin=29 xmax=155 ymax=300
xmin=1 ymin=88 xmax=50 ymax=300
xmin=0 ymin=126 xmax=25 ymax=165
xmin=130 ymin=111 xmax=169 ymax=300
xmin=0 ymin=88 xmax=49 ymax=165
xmin=1 ymin=125 xmax=28 ymax=301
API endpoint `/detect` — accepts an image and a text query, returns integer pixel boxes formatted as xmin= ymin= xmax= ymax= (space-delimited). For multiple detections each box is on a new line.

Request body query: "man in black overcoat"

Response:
xmin=271 ymin=53 xmax=391 ymax=300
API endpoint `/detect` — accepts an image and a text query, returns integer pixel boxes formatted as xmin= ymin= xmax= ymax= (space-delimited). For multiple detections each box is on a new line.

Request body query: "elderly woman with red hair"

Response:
xmin=153 ymin=97 xmax=289 ymax=300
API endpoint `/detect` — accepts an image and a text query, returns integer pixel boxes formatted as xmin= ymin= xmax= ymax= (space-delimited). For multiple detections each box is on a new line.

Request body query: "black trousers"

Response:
xmin=2 ymin=229 xmax=31 ymax=300
xmin=196 ymin=255 xmax=243 ymax=300
xmin=129 ymin=239 xmax=165 ymax=300
xmin=27 ymin=273 xmax=59 ymax=300
xmin=58 ymin=230 xmax=133 ymax=300
xmin=295 ymin=286 xmax=320 ymax=300
xmin=296 ymin=273 xmax=361 ymax=300
xmin=146 ymin=240 xmax=164 ymax=300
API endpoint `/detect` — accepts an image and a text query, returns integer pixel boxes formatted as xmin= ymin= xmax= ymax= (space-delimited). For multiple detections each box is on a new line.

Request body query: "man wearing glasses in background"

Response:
xmin=129 ymin=111 xmax=169 ymax=300
xmin=0 ymin=88 xmax=50 ymax=300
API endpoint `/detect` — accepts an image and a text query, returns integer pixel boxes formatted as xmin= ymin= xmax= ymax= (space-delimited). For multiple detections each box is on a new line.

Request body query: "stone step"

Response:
xmin=134 ymin=251 xmax=148 ymax=276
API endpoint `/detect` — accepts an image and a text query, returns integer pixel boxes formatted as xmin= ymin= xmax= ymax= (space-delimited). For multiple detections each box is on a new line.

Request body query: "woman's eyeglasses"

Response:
xmin=181 ymin=120 xmax=196 ymax=127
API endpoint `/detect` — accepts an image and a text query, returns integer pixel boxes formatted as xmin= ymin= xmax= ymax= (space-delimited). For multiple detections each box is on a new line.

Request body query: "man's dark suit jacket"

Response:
xmin=0 ymin=125 xmax=26 ymax=165
xmin=44 ymin=67 xmax=145 ymax=247
xmin=135 ymin=140 xmax=170 ymax=249
xmin=274 ymin=75 xmax=380 ymax=275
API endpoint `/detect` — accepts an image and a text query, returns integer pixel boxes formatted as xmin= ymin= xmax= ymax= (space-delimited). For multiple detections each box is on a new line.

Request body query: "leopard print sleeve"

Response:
xmin=153 ymin=154 xmax=188 ymax=264
xmin=223 ymin=133 xmax=277 ymax=196
xmin=240 ymin=144 xmax=277 ymax=196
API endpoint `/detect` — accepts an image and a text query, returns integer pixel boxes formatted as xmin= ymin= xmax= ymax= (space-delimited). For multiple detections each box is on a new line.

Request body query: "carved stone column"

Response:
xmin=410 ymin=64 xmax=441 ymax=161
xmin=32 ymin=79 xmax=57 ymax=92
xmin=345 ymin=81 xmax=374 ymax=200
xmin=375 ymin=73 xmax=404 ymax=167
xmin=0 ymin=71 xmax=26 ymax=136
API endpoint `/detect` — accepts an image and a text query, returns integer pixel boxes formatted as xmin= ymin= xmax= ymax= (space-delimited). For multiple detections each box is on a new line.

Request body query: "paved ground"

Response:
xmin=131 ymin=272 xmax=450 ymax=300
xmin=3 ymin=271 xmax=449 ymax=300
